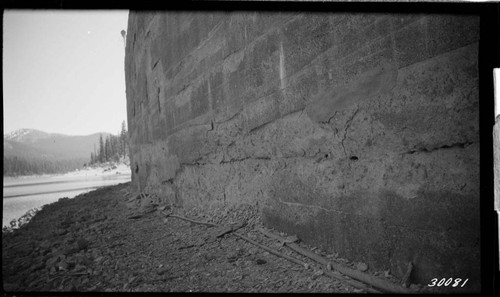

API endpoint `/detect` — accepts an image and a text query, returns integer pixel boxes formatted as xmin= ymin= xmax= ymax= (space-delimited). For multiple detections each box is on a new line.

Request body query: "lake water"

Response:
xmin=3 ymin=173 xmax=131 ymax=227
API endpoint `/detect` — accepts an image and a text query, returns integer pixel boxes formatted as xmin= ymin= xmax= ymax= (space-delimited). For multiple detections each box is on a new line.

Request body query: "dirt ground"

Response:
xmin=2 ymin=182 xmax=429 ymax=293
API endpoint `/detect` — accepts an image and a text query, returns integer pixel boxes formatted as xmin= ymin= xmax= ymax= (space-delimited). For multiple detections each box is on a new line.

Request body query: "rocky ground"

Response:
xmin=3 ymin=182 xmax=431 ymax=293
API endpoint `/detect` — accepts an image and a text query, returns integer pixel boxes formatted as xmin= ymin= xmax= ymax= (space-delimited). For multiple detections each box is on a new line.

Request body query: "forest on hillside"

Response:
xmin=88 ymin=121 xmax=128 ymax=165
xmin=3 ymin=156 xmax=87 ymax=176
xmin=4 ymin=122 xmax=129 ymax=177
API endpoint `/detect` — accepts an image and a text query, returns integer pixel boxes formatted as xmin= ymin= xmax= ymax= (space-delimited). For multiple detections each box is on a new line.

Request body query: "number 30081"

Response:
xmin=427 ymin=278 xmax=468 ymax=287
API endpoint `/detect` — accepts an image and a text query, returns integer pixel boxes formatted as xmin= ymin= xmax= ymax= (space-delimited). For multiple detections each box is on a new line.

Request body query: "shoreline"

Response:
xmin=2 ymin=163 xmax=131 ymax=229
xmin=3 ymin=161 xmax=131 ymax=182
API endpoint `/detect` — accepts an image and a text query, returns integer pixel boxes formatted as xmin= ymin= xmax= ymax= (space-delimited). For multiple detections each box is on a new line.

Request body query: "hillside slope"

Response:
xmin=4 ymin=129 xmax=112 ymax=176
xmin=4 ymin=129 xmax=110 ymax=160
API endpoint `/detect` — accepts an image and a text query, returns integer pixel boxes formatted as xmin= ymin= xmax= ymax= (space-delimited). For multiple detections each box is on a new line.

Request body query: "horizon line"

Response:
xmin=3 ymin=128 xmax=121 ymax=137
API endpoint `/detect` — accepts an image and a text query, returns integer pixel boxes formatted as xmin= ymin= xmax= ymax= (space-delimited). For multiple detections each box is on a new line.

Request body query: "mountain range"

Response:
xmin=4 ymin=129 xmax=111 ymax=160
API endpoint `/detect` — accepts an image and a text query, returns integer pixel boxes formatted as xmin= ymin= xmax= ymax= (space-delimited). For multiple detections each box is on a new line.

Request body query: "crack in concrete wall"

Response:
xmin=403 ymin=141 xmax=475 ymax=155
xmin=340 ymin=105 xmax=360 ymax=158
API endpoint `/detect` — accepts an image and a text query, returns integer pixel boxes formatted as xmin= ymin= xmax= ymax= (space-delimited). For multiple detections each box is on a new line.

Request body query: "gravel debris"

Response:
xmin=3 ymin=182 xmax=422 ymax=293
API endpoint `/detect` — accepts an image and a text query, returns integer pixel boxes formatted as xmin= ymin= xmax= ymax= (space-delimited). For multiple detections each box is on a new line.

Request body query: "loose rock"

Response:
xmin=356 ymin=262 xmax=368 ymax=272
xmin=2 ymin=183 xmax=417 ymax=293
xmin=255 ymin=259 xmax=267 ymax=265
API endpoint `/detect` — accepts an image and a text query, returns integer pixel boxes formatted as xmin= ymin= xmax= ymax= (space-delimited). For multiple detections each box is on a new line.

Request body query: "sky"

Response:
xmin=3 ymin=10 xmax=129 ymax=136
xmin=496 ymin=69 xmax=500 ymax=119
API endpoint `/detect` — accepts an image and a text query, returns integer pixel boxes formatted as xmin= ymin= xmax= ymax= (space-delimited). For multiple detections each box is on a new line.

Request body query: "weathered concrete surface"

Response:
xmin=495 ymin=118 xmax=500 ymax=270
xmin=125 ymin=12 xmax=480 ymax=291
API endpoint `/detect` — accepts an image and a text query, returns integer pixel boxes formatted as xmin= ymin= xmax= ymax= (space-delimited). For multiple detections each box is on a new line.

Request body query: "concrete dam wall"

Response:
xmin=125 ymin=11 xmax=480 ymax=288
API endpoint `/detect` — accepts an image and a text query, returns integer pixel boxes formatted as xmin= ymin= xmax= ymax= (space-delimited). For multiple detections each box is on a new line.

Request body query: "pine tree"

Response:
xmin=86 ymin=122 xmax=129 ymax=166
xmin=104 ymin=137 xmax=109 ymax=162
xmin=99 ymin=135 xmax=105 ymax=163
xmin=120 ymin=120 xmax=128 ymax=158
xmin=112 ymin=135 xmax=120 ymax=162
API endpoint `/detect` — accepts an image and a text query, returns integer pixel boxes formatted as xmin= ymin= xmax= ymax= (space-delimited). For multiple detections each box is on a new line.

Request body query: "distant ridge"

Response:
xmin=4 ymin=129 xmax=110 ymax=142
xmin=4 ymin=129 xmax=112 ymax=160
xmin=4 ymin=128 xmax=53 ymax=142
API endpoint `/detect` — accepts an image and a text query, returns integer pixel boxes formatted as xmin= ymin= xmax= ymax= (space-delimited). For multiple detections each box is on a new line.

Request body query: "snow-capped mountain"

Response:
xmin=4 ymin=129 xmax=64 ymax=143
xmin=4 ymin=129 xmax=111 ymax=160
